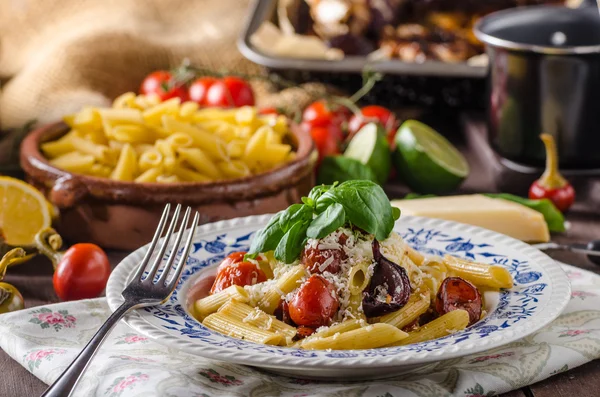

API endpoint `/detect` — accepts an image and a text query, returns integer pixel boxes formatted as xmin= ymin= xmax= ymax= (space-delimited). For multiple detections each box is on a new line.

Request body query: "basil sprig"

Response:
xmin=247 ymin=180 xmax=401 ymax=263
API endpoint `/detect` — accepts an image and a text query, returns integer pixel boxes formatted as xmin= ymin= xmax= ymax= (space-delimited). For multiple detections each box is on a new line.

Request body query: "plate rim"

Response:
xmin=106 ymin=214 xmax=571 ymax=369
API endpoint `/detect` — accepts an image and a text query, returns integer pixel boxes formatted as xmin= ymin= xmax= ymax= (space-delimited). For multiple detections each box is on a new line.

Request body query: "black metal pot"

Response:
xmin=474 ymin=1 xmax=600 ymax=169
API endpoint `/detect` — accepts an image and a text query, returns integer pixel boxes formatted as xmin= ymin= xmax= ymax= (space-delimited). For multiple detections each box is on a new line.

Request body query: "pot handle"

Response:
xmin=50 ymin=175 xmax=89 ymax=209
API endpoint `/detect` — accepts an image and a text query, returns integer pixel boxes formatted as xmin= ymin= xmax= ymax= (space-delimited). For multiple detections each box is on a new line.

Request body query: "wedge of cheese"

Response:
xmin=391 ymin=195 xmax=550 ymax=243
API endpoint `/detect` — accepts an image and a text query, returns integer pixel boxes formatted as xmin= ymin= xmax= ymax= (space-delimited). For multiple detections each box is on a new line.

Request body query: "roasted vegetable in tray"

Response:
xmin=253 ymin=0 xmax=564 ymax=63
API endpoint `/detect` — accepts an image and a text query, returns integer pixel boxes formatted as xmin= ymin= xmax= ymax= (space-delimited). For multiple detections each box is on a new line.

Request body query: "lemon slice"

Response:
xmin=0 ymin=177 xmax=51 ymax=246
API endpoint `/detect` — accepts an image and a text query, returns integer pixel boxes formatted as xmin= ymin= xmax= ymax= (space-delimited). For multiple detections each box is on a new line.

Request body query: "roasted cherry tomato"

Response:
xmin=302 ymin=100 xmax=350 ymax=130
xmin=435 ymin=277 xmax=482 ymax=326
xmin=140 ymin=71 xmax=188 ymax=102
xmin=188 ymin=77 xmax=218 ymax=105
xmin=288 ymin=274 xmax=339 ymax=327
xmin=205 ymin=76 xmax=255 ymax=108
xmin=210 ymin=261 xmax=266 ymax=294
xmin=529 ymin=133 xmax=575 ymax=212
xmin=274 ymin=299 xmax=293 ymax=325
xmin=301 ymin=233 xmax=347 ymax=274
xmin=53 ymin=243 xmax=111 ymax=301
xmin=216 ymin=251 xmax=246 ymax=272
xmin=348 ymin=105 xmax=399 ymax=147
xmin=293 ymin=326 xmax=316 ymax=341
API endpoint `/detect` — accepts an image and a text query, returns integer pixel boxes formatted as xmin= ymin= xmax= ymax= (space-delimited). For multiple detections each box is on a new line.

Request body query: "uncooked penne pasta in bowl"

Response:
xmin=39 ymin=93 xmax=299 ymax=183
xmin=20 ymin=93 xmax=315 ymax=250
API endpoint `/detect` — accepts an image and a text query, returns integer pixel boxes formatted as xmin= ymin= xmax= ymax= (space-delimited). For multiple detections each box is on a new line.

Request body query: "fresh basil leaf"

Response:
xmin=392 ymin=206 xmax=401 ymax=221
xmin=484 ymin=193 xmax=566 ymax=233
xmin=301 ymin=196 xmax=315 ymax=208
xmin=274 ymin=221 xmax=309 ymax=263
xmin=322 ymin=180 xmax=394 ymax=241
xmin=279 ymin=204 xmax=313 ymax=232
xmin=316 ymin=156 xmax=378 ymax=186
xmin=247 ymin=212 xmax=285 ymax=257
xmin=308 ymin=184 xmax=332 ymax=204
xmin=307 ymin=203 xmax=345 ymax=239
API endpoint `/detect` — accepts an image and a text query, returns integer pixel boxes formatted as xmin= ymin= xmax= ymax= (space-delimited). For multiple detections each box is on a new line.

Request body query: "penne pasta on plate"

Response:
xmin=192 ymin=181 xmax=514 ymax=350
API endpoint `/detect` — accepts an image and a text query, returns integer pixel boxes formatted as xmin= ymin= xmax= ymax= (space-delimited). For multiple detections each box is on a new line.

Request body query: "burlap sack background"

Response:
xmin=0 ymin=0 xmax=328 ymax=132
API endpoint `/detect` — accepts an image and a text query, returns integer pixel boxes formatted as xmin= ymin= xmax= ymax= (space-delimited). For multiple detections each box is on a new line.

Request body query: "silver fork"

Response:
xmin=42 ymin=203 xmax=199 ymax=397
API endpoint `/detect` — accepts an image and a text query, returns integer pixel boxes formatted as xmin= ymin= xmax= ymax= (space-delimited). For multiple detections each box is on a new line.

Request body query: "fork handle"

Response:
xmin=41 ymin=301 xmax=135 ymax=397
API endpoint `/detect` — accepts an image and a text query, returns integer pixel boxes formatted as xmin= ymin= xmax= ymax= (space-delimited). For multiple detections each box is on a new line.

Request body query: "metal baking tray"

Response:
xmin=238 ymin=0 xmax=488 ymax=108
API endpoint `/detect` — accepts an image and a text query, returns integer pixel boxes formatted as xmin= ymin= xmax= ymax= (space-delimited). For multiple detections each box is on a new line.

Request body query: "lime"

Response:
xmin=344 ymin=123 xmax=391 ymax=184
xmin=393 ymin=120 xmax=469 ymax=193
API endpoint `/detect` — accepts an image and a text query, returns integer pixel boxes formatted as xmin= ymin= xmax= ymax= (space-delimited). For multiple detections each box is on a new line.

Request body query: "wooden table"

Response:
xmin=1 ymin=126 xmax=599 ymax=396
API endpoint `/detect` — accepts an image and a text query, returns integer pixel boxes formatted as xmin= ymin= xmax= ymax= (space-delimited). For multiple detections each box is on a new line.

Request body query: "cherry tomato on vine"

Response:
xmin=259 ymin=107 xmax=280 ymax=116
xmin=188 ymin=77 xmax=218 ymax=105
xmin=288 ymin=274 xmax=339 ymax=327
xmin=140 ymin=71 xmax=188 ymax=102
xmin=301 ymin=100 xmax=350 ymax=130
xmin=210 ymin=261 xmax=266 ymax=294
xmin=306 ymin=124 xmax=344 ymax=162
xmin=348 ymin=105 xmax=399 ymax=146
xmin=53 ymin=243 xmax=111 ymax=301
xmin=205 ymin=77 xmax=255 ymax=108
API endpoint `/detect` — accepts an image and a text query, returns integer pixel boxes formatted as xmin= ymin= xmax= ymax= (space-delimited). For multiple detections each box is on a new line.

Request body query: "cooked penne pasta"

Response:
xmin=258 ymin=265 xmax=306 ymax=314
xmin=420 ymin=260 xmax=448 ymax=301
xmin=346 ymin=293 xmax=366 ymax=320
xmin=380 ymin=288 xmax=430 ymax=329
xmin=406 ymin=244 xmax=425 ymax=266
xmin=443 ymin=255 xmax=513 ymax=289
xmin=195 ymin=285 xmax=249 ymax=320
xmin=348 ymin=260 xmax=371 ymax=296
xmin=395 ymin=309 xmax=470 ymax=346
xmin=302 ymin=323 xmax=408 ymax=350
xmin=218 ymin=300 xmax=296 ymax=340
xmin=304 ymin=319 xmax=364 ymax=341
xmin=203 ymin=313 xmax=283 ymax=345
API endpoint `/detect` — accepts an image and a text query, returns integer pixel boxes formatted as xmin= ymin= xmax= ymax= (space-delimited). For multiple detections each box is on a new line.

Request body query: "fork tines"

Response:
xmin=133 ymin=203 xmax=199 ymax=287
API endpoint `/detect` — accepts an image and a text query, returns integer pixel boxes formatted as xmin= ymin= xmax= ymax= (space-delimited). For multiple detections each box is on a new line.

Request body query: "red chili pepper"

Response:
xmin=529 ymin=134 xmax=575 ymax=213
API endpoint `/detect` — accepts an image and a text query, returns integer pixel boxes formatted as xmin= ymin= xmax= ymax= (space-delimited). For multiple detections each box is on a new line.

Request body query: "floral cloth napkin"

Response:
xmin=0 ymin=263 xmax=598 ymax=397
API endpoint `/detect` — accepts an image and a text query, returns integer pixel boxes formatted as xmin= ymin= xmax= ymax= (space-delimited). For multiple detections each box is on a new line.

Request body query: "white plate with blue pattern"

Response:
xmin=106 ymin=215 xmax=571 ymax=380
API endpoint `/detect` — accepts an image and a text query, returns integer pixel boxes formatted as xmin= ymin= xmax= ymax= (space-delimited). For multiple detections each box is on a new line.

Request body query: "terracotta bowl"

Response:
xmin=20 ymin=122 xmax=315 ymax=250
